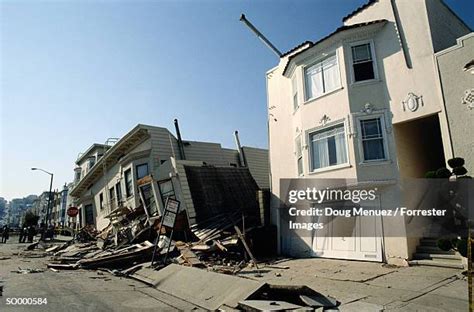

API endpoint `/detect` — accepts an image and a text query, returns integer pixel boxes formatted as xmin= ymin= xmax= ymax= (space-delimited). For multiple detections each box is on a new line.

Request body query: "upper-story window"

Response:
xmin=304 ymin=53 xmax=341 ymax=101
xmin=124 ymin=169 xmax=133 ymax=197
xmin=360 ymin=117 xmax=386 ymax=161
xmin=292 ymin=75 xmax=299 ymax=111
xmin=115 ymin=182 xmax=122 ymax=201
xmin=99 ymin=192 xmax=104 ymax=210
xmin=309 ymin=123 xmax=348 ymax=171
xmin=136 ymin=163 xmax=149 ymax=180
xmin=87 ymin=157 xmax=96 ymax=170
xmin=351 ymin=42 xmax=376 ymax=82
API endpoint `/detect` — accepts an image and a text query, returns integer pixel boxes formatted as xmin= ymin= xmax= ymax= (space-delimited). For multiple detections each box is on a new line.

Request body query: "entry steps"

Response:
xmin=408 ymin=238 xmax=464 ymax=269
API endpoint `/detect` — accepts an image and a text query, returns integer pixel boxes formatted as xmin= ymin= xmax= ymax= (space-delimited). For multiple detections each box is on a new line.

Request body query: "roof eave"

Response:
xmin=282 ymin=19 xmax=387 ymax=77
xmin=70 ymin=125 xmax=150 ymax=197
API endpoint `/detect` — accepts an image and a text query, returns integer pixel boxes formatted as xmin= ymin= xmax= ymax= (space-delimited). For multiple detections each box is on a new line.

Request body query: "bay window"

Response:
xmin=309 ymin=123 xmax=348 ymax=170
xmin=304 ymin=53 xmax=341 ymax=100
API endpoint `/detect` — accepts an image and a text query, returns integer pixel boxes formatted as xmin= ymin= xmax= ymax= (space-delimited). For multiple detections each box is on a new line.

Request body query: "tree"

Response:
xmin=23 ymin=211 xmax=39 ymax=227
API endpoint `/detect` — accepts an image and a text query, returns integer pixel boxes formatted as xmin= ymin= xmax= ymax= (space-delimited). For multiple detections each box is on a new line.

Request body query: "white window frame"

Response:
xmin=306 ymin=120 xmax=350 ymax=173
xmin=295 ymin=133 xmax=304 ymax=176
xmin=356 ymin=114 xmax=389 ymax=164
xmin=291 ymin=74 xmax=299 ymax=112
xmin=302 ymin=50 xmax=342 ymax=103
xmin=123 ymin=166 xmax=134 ymax=198
xmin=348 ymin=39 xmax=379 ymax=85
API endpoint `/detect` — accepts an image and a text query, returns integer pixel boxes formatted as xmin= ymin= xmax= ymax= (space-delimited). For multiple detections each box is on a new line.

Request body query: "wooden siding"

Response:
xmin=242 ymin=147 xmax=270 ymax=189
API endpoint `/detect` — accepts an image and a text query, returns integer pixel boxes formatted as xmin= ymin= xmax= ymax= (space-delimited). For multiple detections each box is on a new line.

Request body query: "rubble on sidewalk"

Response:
xmin=13 ymin=267 xmax=44 ymax=274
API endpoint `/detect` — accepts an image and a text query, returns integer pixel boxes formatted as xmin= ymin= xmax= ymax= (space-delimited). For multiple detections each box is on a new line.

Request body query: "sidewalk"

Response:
xmin=237 ymin=258 xmax=469 ymax=311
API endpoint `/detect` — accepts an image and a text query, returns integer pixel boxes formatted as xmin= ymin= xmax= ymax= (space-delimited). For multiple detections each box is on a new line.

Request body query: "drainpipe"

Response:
xmin=174 ymin=119 xmax=186 ymax=160
xmin=234 ymin=130 xmax=247 ymax=167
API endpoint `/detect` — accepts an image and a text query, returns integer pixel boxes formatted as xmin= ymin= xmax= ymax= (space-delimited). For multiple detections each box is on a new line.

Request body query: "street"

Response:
xmin=0 ymin=234 xmax=471 ymax=311
xmin=0 ymin=236 xmax=199 ymax=311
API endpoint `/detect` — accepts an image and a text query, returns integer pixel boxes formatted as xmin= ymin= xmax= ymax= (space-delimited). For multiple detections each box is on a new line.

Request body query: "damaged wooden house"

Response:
xmin=68 ymin=121 xmax=269 ymax=241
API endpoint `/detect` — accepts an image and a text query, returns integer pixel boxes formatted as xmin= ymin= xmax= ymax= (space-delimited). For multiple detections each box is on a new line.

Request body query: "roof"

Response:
xmin=70 ymin=125 xmax=153 ymax=197
xmin=76 ymin=144 xmax=110 ymax=165
xmin=282 ymin=19 xmax=387 ymax=76
xmin=281 ymin=41 xmax=313 ymax=58
xmin=342 ymin=0 xmax=378 ymax=22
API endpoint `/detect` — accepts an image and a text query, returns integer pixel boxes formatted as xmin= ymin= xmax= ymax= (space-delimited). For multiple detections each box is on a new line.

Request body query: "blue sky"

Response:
xmin=1 ymin=0 xmax=473 ymax=200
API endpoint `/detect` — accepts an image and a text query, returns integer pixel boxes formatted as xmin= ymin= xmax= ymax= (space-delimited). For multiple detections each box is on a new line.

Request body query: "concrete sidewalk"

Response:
xmin=237 ymin=258 xmax=469 ymax=311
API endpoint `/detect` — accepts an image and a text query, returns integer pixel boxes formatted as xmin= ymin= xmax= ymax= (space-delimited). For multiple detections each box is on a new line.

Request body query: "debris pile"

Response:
xmin=43 ymin=209 xmax=268 ymax=277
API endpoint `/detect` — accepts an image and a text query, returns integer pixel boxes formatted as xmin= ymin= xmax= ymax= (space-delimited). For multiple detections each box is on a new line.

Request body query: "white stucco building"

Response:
xmin=266 ymin=0 xmax=472 ymax=265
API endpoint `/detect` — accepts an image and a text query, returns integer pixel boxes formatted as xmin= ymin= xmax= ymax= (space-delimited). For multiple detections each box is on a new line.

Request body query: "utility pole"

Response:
xmin=32 ymin=167 xmax=54 ymax=240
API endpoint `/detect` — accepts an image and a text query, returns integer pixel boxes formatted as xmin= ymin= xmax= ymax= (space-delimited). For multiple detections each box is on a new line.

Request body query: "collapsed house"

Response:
xmin=69 ymin=122 xmax=269 ymax=232
xmin=60 ymin=122 xmax=275 ymax=272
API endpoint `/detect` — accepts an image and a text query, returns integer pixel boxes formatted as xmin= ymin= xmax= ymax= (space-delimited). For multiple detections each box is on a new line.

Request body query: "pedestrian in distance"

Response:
xmin=1 ymin=225 xmax=10 ymax=243
xmin=18 ymin=226 xmax=24 ymax=243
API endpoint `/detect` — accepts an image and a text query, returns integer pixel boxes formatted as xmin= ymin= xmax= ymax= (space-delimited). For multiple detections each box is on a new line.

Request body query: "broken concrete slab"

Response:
xmin=132 ymin=264 xmax=263 ymax=310
xmin=239 ymin=300 xmax=304 ymax=311
xmin=300 ymin=294 xmax=338 ymax=308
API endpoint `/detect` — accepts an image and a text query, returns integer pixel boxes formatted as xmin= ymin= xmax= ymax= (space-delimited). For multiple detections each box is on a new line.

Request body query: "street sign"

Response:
xmin=151 ymin=198 xmax=181 ymax=266
xmin=67 ymin=207 xmax=79 ymax=217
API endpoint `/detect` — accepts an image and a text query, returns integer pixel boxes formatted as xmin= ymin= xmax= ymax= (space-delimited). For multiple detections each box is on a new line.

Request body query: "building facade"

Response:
xmin=266 ymin=0 xmax=472 ymax=265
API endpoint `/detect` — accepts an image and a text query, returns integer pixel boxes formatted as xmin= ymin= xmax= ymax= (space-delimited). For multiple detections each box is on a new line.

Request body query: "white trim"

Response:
xmin=434 ymin=32 xmax=474 ymax=57
xmin=291 ymin=73 xmax=300 ymax=113
xmin=294 ymin=132 xmax=304 ymax=176
xmin=356 ymin=114 xmax=390 ymax=164
xmin=348 ymin=39 xmax=379 ymax=85
xmin=306 ymin=119 xmax=350 ymax=172
xmin=308 ymin=163 xmax=351 ymax=174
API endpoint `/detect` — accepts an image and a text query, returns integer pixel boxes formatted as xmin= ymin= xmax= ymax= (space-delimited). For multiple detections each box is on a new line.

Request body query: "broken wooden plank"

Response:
xmin=234 ymin=225 xmax=258 ymax=269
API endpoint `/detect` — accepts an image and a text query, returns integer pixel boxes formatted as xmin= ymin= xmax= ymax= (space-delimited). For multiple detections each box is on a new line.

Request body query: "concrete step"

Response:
xmin=408 ymin=259 xmax=464 ymax=269
xmin=413 ymin=253 xmax=462 ymax=261
xmin=416 ymin=246 xmax=455 ymax=254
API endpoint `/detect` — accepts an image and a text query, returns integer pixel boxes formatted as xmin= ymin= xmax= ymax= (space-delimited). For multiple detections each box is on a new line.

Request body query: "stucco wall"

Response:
xmin=436 ymin=34 xmax=474 ymax=174
xmin=266 ymin=0 xmax=471 ymax=263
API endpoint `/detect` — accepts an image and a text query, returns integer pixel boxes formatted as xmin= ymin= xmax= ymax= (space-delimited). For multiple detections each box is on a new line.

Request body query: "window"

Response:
xmin=74 ymin=170 xmax=81 ymax=182
xmin=124 ymin=169 xmax=133 ymax=197
xmin=360 ymin=118 xmax=386 ymax=161
xmin=351 ymin=43 xmax=375 ymax=82
xmin=304 ymin=53 xmax=340 ymax=100
xmin=295 ymin=135 xmax=303 ymax=176
xmin=115 ymin=182 xmax=122 ymax=201
xmin=99 ymin=193 xmax=104 ymax=210
xmin=309 ymin=124 xmax=348 ymax=170
xmin=84 ymin=204 xmax=94 ymax=225
xmin=136 ymin=163 xmax=149 ymax=180
xmin=292 ymin=75 xmax=298 ymax=111
xmin=109 ymin=187 xmax=115 ymax=201
xmin=138 ymin=183 xmax=159 ymax=217
xmin=158 ymin=179 xmax=176 ymax=207
xmin=87 ymin=157 xmax=96 ymax=170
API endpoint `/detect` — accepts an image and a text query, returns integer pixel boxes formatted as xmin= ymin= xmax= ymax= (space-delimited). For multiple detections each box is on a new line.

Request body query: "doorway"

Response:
xmin=394 ymin=114 xmax=446 ymax=178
